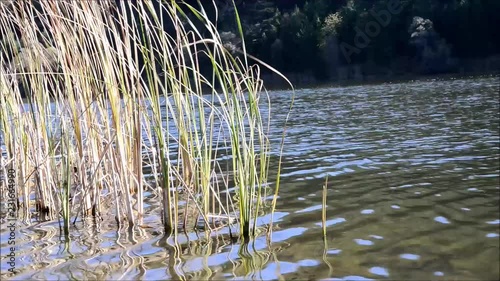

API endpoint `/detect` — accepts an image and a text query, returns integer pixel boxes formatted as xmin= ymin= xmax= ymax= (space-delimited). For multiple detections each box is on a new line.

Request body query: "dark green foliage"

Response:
xmin=3 ymin=0 xmax=498 ymax=84
xmin=209 ymin=0 xmax=500 ymax=80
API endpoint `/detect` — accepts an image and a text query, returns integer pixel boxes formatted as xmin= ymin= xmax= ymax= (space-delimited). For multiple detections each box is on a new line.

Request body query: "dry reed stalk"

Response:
xmin=0 ymin=0 xmax=290 ymax=240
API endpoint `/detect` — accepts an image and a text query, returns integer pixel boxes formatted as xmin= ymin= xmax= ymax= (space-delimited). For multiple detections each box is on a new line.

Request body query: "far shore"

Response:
xmin=262 ymin=70 xmax=500 ymax=92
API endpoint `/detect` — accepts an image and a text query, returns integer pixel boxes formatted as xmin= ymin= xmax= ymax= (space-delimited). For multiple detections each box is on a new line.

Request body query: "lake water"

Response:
xmin=2 ymin=76 xmax=499 ymax=280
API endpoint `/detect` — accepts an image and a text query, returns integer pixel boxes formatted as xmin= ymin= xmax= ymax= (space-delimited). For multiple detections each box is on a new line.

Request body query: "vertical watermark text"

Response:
xmin=4 ymin=168 xmax=17 ymax=274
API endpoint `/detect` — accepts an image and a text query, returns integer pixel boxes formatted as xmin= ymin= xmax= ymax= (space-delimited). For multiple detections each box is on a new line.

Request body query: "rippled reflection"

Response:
xmin=2 ymin=76 xmax=499 ymax=280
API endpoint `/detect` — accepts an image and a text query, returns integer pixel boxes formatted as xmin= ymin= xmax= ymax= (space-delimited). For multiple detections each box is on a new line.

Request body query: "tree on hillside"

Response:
xmin=408 ymin=16 xmax=454 ymax=74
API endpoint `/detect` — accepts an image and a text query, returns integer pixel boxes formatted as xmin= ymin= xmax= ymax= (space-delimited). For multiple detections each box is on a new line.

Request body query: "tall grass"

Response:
xmin=0 ymin=0 xmax=290 ymax=240
xmin=322 ymin=176 xmax=328 ymax=239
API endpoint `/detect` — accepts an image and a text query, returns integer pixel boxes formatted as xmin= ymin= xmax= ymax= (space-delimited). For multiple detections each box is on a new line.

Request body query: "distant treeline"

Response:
xmin=188 ymin=0 xmax=500 ymax=84
xmin=2 ymin=0 xmax=499 ymax=89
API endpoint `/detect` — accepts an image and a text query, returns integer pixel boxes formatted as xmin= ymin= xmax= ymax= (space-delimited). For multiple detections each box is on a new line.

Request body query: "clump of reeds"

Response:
xmin=0 ymin=0 xmax=290 ymax=240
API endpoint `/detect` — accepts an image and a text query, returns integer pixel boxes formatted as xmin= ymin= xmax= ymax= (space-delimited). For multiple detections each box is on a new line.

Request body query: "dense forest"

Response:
xmin=194 ymin=0 xmax=500 ymax=84
xmin=2 ymin=0 xmax=499 ymax=88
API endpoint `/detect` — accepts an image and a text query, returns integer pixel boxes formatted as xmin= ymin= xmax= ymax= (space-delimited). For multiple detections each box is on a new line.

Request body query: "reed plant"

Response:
xmin=322 ymin=176 xmax=328 ymax=239
xmin=0 ymin=0 xmax=290 ymax=240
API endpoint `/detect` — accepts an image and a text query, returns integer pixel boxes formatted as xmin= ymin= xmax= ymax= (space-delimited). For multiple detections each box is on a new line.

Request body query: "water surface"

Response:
xmin=2 ymin=76 xmax=499 ymax=280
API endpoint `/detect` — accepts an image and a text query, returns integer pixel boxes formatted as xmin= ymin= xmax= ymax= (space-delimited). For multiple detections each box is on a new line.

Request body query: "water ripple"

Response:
xmin=6 ymin=77 xmax=499 ymax=281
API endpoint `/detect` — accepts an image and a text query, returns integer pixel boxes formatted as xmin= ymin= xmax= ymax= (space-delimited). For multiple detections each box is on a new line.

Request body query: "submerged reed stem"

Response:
xmin=322 ymin=176 xmax=328 ymax=239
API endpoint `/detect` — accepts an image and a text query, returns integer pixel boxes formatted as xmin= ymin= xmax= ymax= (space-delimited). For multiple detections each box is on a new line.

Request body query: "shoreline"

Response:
xmin=260 ymin=54 xmax=500 ymax=91
xmin=262 ymin=70 xmax=500 ymax=91
xmin=316 ymin=71 xmax=499 ymax=89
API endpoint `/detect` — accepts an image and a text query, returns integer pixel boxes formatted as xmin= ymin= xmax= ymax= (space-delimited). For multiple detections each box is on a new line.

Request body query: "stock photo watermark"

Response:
xmin=340 ymin=0 xmax=405 ymax=63
xmin=3 ymin=168 xmax=17 ymax=275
